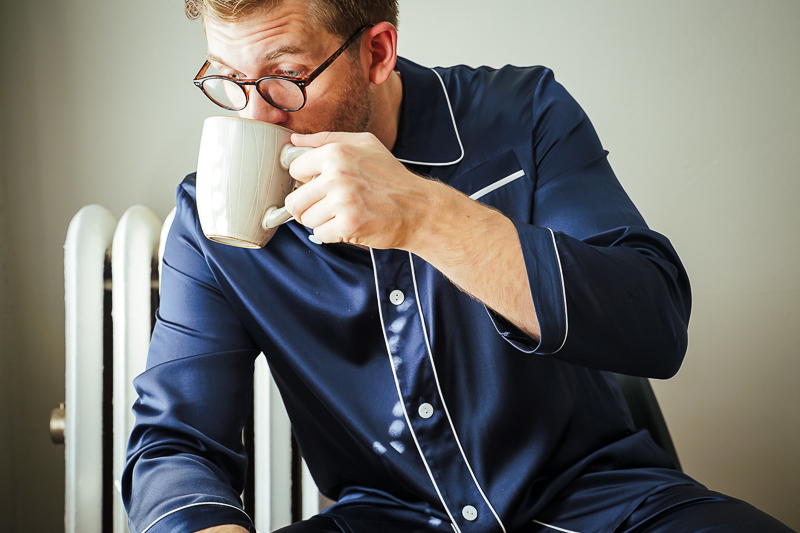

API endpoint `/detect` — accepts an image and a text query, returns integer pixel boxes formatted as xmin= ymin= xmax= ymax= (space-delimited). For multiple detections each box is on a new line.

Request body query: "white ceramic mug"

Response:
xmin=195 ymin=116 xmax=310 ymax=248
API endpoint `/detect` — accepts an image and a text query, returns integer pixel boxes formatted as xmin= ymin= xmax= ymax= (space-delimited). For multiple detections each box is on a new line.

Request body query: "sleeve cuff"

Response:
xmin=485 ymin=307 xmax=538 ymax=353
xmin=134 ymin=501 xmax=255 ymax=533
xmin=488 ymin=221 xmax=568 ymax=355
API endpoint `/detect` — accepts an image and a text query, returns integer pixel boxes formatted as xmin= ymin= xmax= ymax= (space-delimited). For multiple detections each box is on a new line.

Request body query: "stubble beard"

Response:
xmin=296 ymin=54 xmax=375 ymax=135
xmin=330 ymin=58 xmax=374 ymax=133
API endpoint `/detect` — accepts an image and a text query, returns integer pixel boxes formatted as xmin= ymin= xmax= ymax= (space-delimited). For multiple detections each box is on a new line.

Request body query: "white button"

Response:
xmin=308 ymin=234 xmax=323 ymax=245
xmin=418 ymin=403 xmax=434 ymax=419
xmin=389 ymin=289 xmax=405 ymax=305
xmin=462 ymin=505 xmax=478 ymax=521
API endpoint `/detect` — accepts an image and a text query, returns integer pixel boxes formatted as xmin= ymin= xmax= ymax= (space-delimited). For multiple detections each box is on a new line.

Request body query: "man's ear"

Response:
xmin=362 ymin=22 xmax=398 ymax=85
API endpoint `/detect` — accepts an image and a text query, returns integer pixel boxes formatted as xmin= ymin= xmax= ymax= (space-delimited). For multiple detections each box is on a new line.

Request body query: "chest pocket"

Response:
xmin=448 ymin=149 xmax=532 ymax=222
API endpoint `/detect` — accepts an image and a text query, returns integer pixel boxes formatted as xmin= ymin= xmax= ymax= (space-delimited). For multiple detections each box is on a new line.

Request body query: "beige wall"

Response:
xmin=1 ymin=1 xmax=797 ymax=531
xmin=0 ymin=108 xmax=18 ymax=526
xmin=0 ymin=1 xmax=209 ymax=531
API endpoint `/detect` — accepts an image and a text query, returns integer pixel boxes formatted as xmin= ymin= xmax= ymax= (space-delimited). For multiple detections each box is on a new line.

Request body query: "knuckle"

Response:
xmin=327 ymin=143 xmax=347 ymax=159
xmin=342 ymin=189 xmax=361 ymax=208
xmin=324 ymin=170 xmax=352 ymax=190
xmin=339 ymin=212 xmax=364 ymax=237
xmin=315 ymin=227 xmax=339 ymax=244
xmin=330 ymin=187 xmax=360 ymax=211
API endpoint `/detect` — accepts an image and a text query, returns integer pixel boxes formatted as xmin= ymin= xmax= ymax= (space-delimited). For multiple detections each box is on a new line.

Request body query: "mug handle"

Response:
xmin=262 ymin=145 xmax=313 ymax=229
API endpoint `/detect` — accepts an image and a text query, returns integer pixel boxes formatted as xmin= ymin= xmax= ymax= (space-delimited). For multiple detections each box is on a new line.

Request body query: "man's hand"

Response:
xmin=284 ymin=131 xmax=540 ymax=340
xmin=285 ymin=131 xmax=434 ymax=250
xmin=194 ymin=526 xmax=249 ymax=533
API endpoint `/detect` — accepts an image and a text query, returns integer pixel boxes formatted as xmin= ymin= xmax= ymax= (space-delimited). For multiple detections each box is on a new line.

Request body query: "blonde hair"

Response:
xmin=185 ymin=0 xmax=398 ymax=40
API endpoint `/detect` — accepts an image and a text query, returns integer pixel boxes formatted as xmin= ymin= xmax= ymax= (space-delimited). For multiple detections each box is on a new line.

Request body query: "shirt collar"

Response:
xmin=392 ymin=57 xmax=464 ymax=166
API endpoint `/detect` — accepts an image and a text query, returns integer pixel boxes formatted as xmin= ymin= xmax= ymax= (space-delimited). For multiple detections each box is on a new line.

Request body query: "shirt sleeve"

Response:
xmin=122 ymin=181 xmax=260 ymax=533
xmin=492 ymin=69 xmax=691 ymax=379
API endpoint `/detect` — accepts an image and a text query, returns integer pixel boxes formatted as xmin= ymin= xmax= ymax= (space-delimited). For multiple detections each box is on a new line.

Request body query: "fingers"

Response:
xmin=287 ymin=132 xmax=382 ymax=182
xmin=286 ymin=144 xmax=323 ymax=183
xmin=290 ymin=131 xmax=369 ymax=148
xmin=290 ymin=131 xmax=334 ymax=148
xmin=284 ymin=174 xmax=367 ymax=244
xmin=285 ymin=185 xmax=331 ymax=228
xmin=281 ymin=132 xmax=399 ymax=247
xmin=287 ymin=142 xmax=355 ymax=183
xmin=284 ymin=178 xmax=325 ymax=222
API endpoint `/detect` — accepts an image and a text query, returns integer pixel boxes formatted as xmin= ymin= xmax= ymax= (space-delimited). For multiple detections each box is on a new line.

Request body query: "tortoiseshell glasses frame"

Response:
xmin=193 ymin=23 xmax=376 ymax=112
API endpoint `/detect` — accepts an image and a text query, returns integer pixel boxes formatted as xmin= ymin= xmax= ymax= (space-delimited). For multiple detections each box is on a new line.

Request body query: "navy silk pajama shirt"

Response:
xmin=123 ymin=57 xmax=699 ymax=533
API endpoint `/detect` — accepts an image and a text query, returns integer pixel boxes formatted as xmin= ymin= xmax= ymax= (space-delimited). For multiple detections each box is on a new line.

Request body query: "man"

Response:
xmin=123 ymin=1 xmax=795 ymax=532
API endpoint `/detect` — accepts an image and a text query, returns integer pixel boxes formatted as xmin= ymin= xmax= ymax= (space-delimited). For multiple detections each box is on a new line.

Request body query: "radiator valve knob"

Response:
xmin=50 ymin=403 xmax=65 ymax=444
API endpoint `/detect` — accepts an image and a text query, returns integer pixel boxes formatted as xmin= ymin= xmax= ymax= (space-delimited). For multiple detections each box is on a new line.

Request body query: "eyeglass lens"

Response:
xmin=201 ymin=78 xmax=248 ymax=110
xmin=198 ymin=62 xmax=308 ymax=111
xmin=258 ymin=78 xmax=305 ymax=111
xmin=201 ymin=77 xmax=306 ymax=112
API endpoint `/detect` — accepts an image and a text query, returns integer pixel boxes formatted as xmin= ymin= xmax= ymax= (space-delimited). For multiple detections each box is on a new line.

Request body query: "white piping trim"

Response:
xmin=532 ymin=519 xmax=585 ymax=533
xmin=469 ymin=169 xmax=526 ymax=200
xmin=140 ymin=502 xmax=252 ymax=533
xmin=408 ymin=253 xmax=508 ymax=533
xmin=369 ymin=248 xmax=463 ymax=533
xmin=547 ymin=228 xmax=569 ymax=354
xmin=396 ymin=69 xmax=465 ymax=167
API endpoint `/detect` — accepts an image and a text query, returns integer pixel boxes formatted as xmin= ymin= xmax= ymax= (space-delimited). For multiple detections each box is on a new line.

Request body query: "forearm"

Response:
xmin=407 ymin=179 xmax=540 ymax=340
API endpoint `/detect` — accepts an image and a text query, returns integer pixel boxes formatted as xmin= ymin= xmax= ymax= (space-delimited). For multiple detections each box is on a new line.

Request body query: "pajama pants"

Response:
xmin=272 ymin=485 xmax=795 ymax=533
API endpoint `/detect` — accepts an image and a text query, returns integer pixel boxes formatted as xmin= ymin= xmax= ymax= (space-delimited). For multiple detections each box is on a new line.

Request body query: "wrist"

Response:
xmin=402 ymin=177 xmax=453 ymax=256
xmin=405 ymin=178 xmax=502 ymax=263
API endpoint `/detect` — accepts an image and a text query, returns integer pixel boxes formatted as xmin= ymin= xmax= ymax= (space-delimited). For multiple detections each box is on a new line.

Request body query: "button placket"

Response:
xmin=371 ymin=249 xmax=502 ymax=532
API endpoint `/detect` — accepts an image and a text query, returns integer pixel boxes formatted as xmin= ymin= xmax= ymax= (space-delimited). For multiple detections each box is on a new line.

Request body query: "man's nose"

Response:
xmin=239 ymin=91 xmax=289 ymax=124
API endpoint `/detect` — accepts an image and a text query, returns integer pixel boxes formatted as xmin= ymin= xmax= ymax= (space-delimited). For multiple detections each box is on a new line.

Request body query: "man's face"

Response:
xmin=203 ymin=2 xmax=374 ymax=134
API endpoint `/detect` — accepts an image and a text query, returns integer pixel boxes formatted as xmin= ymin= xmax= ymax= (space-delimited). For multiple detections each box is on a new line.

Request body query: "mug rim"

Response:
xmin=204 ymin=115 xmax=296 ymax=135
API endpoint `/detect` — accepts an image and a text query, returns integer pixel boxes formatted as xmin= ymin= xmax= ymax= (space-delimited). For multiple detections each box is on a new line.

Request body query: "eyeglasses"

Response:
xmin=193 ymin=23 xmax=375 ymax=112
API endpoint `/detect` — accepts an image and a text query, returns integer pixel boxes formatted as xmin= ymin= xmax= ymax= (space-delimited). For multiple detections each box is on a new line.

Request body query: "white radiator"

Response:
xmin=60 ymin=204 xmax=322 ymax=533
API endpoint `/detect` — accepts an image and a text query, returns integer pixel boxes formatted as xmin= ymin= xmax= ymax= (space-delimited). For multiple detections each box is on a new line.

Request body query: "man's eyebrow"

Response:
xmin=205 ymin=52 xmax=228 ymax=66
xmin=205 ymin=45 xmax=308 ymax=69
xmin=259 ymin=44 xmax=307 ymax=62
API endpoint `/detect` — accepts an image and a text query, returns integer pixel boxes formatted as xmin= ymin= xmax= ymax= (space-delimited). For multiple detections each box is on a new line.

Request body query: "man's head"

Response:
xmin=188 ymin=0 xmax=400 ymax=136
xmin=185 ymin=0 xmax=398 ymax=42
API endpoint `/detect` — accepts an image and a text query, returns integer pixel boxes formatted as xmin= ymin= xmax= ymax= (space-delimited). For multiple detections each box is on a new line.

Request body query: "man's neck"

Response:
xmin=369 ymin=69 xmax=403 ymax=152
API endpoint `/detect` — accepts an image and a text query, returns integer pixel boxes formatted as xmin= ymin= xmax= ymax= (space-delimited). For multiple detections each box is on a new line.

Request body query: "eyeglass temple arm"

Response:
xmin=194 ymin=61 xmax=212 ymax=82
xmin=304 ymin=23 xmax=376 ymax=85
xmin=193 ymin=23 xmax=375 ymax=87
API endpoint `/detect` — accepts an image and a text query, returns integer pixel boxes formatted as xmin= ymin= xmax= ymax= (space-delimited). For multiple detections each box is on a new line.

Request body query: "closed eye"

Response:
xmin=207 ymin=61 xmax=246 ymax=80
xmin=273 ymin=68 xmax=305 ymax=79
